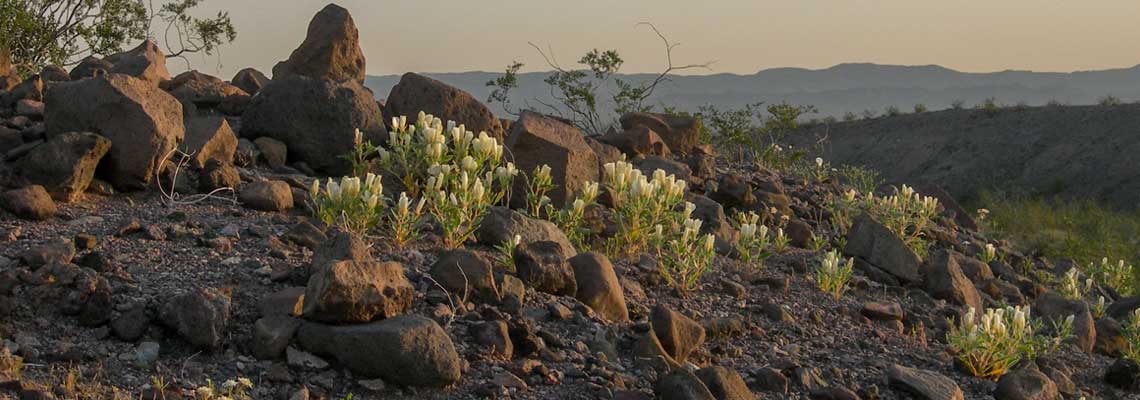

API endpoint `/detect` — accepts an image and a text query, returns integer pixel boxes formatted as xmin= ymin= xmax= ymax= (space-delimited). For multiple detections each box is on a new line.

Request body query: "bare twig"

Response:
xmin=154 ymin=148 xmax=238 ymax=207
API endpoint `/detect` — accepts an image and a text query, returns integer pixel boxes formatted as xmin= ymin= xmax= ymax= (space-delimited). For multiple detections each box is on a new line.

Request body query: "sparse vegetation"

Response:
xmin=884 ymin=106 xmax=902 ymax=117
xmin=604 ymin=161 xmax=689 ymax=257
xmin=977 ymin=191 xmax=1140 ymax=293
xmin=309 ymin=174 xmax=386 ymax=235
xmin=815 ymin=250 xmax=855 ymax=298
xmin=946 ymin=306 xmax=1074 ymax=379
xmin=838 ymin=165 xmax=882 ymax=194
xmin=913 ymin=103 xmax=928 ymax=113
xmin=653 ymin=215 xmax=717 ymax=291
xmin=1124 ymin=309 xmax=1140 ymax=363
xmin=1098 ymin=95 xmax=1123 ymax=106
xmin=733 ymin=211 xmax=771 ymax=266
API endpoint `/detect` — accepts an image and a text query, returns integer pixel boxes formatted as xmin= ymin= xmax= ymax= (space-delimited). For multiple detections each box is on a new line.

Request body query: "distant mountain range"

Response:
xmin=364 ymin=63 xmax=1140 ymax=119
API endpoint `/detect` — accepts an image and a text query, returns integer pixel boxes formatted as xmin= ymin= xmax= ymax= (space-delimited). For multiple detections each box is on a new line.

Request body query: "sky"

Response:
xmin=178 ymin=0 xmax=1140 ymax=79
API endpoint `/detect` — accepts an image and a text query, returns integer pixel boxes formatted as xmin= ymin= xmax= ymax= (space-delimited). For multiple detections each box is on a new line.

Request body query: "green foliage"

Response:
xmin=524 ymin=165 xmax=554 ymax=217
xmin=1124 ymin=309 xmax=1140 ymax=363
xmin=1098 ymin=95 xmax=1123 ymax=107
xmin=342 ymin=128 xmax=379 ymax=178
xmin=978 ymin=97 xmax=1001 ymax=116
xmin=494 ymin=235 xmax=521 ymax=271
xmin=388 ymin=192 xmax=425 ymax=246
xmin=652 ymin=216 xmax=717 ymax=292
xmin=603 ymin=161 xmax=688 ymax=256
xmin=946 ymin=306 xmax=1074 ymax=379
xmin=862 ymin=185 xmax=940 ymax=259
xmin=977 ymin=191 xmax=1140 ymax=293
xmin=496 ymin=24 xmax=709 ymax=135
xmin=485 ymin=61 xmax=523 ymax=115
xmin=1087 ymin=257 xmax=1135 ymax=296
xmin=837 ymin=164 xmax=882 ymax=194
xmin=1056 ymin=268 xmax=1092 ymax=300
xmin=1 ymin=0 xmax=234 ymax=74
xmin=550 ymin=182 xmax=600 ymax=249
xmin=815 ymin=250 xmax=854 ymax=298
xmin=913 ymin=104 xmax=928 ymax=113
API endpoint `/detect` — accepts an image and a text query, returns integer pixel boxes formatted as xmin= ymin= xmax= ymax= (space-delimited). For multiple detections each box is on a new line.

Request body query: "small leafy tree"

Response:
xmin=488 ymin=23 xmax=712 ymax=136
xmin=1 ymin=0 xmax=235 ymax=74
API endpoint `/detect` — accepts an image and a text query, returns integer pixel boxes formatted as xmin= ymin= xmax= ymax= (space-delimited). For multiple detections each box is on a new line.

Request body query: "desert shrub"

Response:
xmin=946 ymin=306 xmax=1074 ymax=379
xmin=388 ymin=192 xmax=425 ymax=246
xmin=523 ymin=165 xmax=554 ymax=217
xmin=861 ymin=109 xmax=878 ymax=119
xmin=485 ymin=24 xmax=710 ymax=135
xmin=1088 ymin=257 xmax=1135 ymax=296
xmin=733 ymin=211 xmax=771 ymax=265
xmin=913 ymin=104 xmax=928 ymax=113
xmin=1099 ymin=95 xmax=1123 ymax=107
xmin=550 ymin=181 xmax=600 ymax=248
xmin=652 ymin=216 xmax=717 ymax=291
xmin=978 ymin=97 xmax=1001 ymax=116
xmin=826 ymin=189 xmax=860 ymax=236
xmin=1124 ymin=309 xmax=1140 ymax=363
xmin=837 ymin=164 xmax=882 ymax=194
xmin=815 ymin=250 xmax=854 ymax=298
xmin=309 ymin=174 xmax=386 ymax=234
xmin=863 ymin=185 xmax=940 ymax=258
xmin=884 ymin=106 xmax=902 ymax=117
xmin=1057 ymin=268 xmax=1093 ymax=300
xmin=603 ymin=161 xmax=688 ymax=256
xmin=378 ymin=112 xmax=516 ymax=247
xmin=977 ymin=191 xmax=1140 ymax=293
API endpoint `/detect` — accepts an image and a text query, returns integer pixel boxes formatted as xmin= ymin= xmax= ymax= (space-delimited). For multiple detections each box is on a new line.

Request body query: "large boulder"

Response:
xmin=14 ymin=132 xmax=111 ymax=202
xmin=620 ymin=112 xmax=701 ymax=155
xmin=429 ymin=249 xmax=500 ymax=303
xmin=45 ymin=73 xmax=184 ymax=190
xmin=994 ymin=368 xmax=1058 ymax=400
xmin=506 ymin=111 xmax=599 ymax=208
xmin=162 ymin=70 xmax=249 ymax=109
xmin=159 ymin=288 xmax=232 ymax=351
xmin=238 ymin=180 xmax=294 ymax=211
xmin=231 ymin=68 xmax=269 ymax=95
xmin=923 ymin=250 xmax=983 ymax=312
xmin=383 ymin=72 xmax=504 ymax=140
xmin=302 ymin=260 xmax=414 ymax=323
xmin=6 ymin=75 xmax=43 ymax=106
xmin=886 ymin=364 xmax=964 ymax=400
xmin=69 ymin=56 xmax=113 ymax=80
xmin=650 ymin=305 xmax=706 ymax=364
xmin=569 ymin=252 xmax=628 ymax=322
xmin=272 ymin=4 xmax=365 ymax=83
xmin=182 ymin=117 xmax=237 ymax=169
xmin=296 ymin=315 xmax=462 ymax=387
xmin=1034 ymin=291 xmax=1096 ymax=352
xmin=514 ymin=240 xmax=577 ymax=296
xmin=843 ymin=215 xmax=922 ymax=284
xmin=104 ymin=40 xmax=171 ymax=85
xmin=240 ymin=74 xmax=383 ymax=175
xmin=599 ymin=125 xmax=671 ymax=156
xmin=0 ymin=185 xmax=57 ymax=220
xmin=476 ymin=206 xmax=576 ymax=255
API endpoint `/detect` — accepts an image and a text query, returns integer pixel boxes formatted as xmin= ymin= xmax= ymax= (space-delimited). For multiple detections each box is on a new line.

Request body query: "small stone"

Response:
xmin=286 ymin=346 xmax=329 ymax=371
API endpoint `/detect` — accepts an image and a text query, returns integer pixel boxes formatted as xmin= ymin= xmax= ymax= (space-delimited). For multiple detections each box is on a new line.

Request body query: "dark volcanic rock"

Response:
xmin=14 ymin=132 xmax=110 ymax=202
xmin=296 ymin=315 xmax=462 ymax=387
xmin=383 ymin=72 xmax=504 ymax=140
xmin=886 ymin=364 xmax=964 ymax=400
xmin=302 ymin=260 xmax=413 ymax=323
xmin=1 ymin=185 xmax=58 ymax=220
xmin=506 ymin=111 xmax=599 ymax=208
xmin=272 ymin=4 xmax=366 ymax=83
xmin=844 ymin=215 xmax=922 ymax=284
xmin=159 ymin=288 xmax=232 ymax=351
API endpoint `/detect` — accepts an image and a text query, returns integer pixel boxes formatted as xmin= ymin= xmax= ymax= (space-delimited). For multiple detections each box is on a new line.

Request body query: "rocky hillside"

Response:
xmin=1 ymin=3 xmax=1140 ymax=400
xmin=790 ymin=104 xmax=1140 ymax=208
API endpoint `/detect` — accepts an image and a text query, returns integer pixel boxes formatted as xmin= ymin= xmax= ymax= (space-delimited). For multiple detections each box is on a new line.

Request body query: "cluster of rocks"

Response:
xmin=2 ymin=2 xmax=1140 ymax=400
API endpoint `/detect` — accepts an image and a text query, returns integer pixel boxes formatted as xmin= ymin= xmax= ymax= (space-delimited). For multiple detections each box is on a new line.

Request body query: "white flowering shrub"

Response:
xmin=388 ymin=192 xmax=425 ymax=246
xmin=1088 ymin=257 xmax=1135 ymax=296
xmin=343 ymin=128 xmax=380 ymax=178
xmin=1057 ymin=268 xmax=1093 ymax=300
xmin=652 ymin=216 xmax=716 ymax=291
xmin=861 ymin=185 xmax=940 ymax=258
xmin=495 ymin=234 xmax=521 ymax=271
xmin=551 ymin=181 xmax=600 ymax=248
xmin=309 ymin=173 xmax=386 ymax=234
xmin=978 ymin=243 xmax=997 ymax=264
xmin=814 ymin=250 xmax=854 ymax=298
xmin=946 ymin=306 xmax=1074 ymax=379
xmin=1124 ymin=309 xmax=1140 ymax=363
xmin=377 ymin=112 xmax=516 ymax=248
xmin=733 ymin=211 xmax=771 ymax=266
xmin=603 ymin=161 xmax=688 ymax=255
xmin=524 ymin=164 xmax=554 ymax=217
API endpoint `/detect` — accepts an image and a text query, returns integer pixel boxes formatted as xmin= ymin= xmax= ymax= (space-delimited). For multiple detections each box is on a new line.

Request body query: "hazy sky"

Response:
xmin=178 ymin=0 xmax=1140 ymax=79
